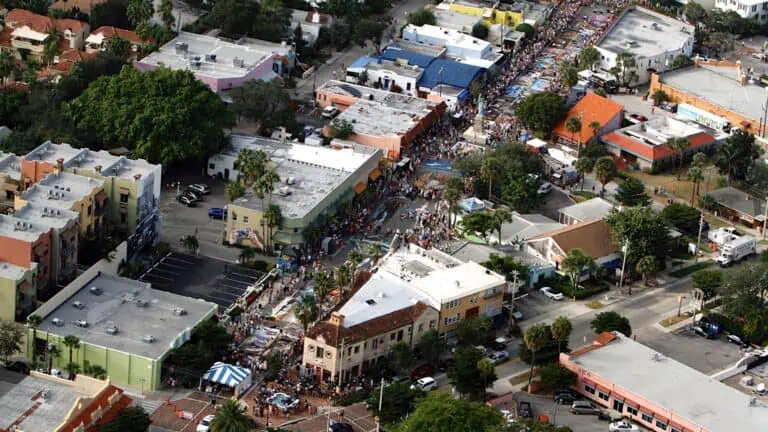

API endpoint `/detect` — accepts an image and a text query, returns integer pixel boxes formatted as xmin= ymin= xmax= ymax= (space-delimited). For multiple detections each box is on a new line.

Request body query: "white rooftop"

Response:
xmin=24 ymin=141 xmax=158 ymax=180
xmin=139 ymin=32 xmax=289 ymax=79
xmin=367 ymin=58 xmax=424 ymax=78
xmin=0 ymin=152 xmax=21 ymax=181
xmin=336 ymin=100 xmax=422 ymax=137
xmin=39 ymin=171 xmax=103 ymax=198
xmin=319 ymin=80 xmax=438 ymax=115
xmin=570 ymin=333 xmax=768 ymax=432
xmin=432 ymin=8 xmax=478 ymax=34
xmin=404 ymin=24 xmax=492 ymax=52
xmin=227 ymin=135 xmax=380 ymax=219
xmin=35 ymin=272 xmax=217 ymax=359
xmin=597 ymin=7 xmax=694 ymax=58
xmin=0 ymin=214 xmax=49 ymax=242
xmin=21 ymin=184 xmax=79 ymax=210
xmin=13 ymin=201 xmax=79 ymax=230
xmin=559 ymin=197 xmax=615 ymax=222
xmin=0 ymin=374 xmax=90 ymax=432
xmin=620 ymin=116 xmax=706 ymax=146
xmin=410 ymin=261 xmax=505 ymax=303
xmin=0 ymin=260 xmax=34 ymax=281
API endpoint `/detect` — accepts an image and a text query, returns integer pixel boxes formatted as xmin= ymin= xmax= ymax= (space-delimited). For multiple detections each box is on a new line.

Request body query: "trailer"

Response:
xmin=716 ymin=236 xmax=756 ymax=267
xmin=707 ymin=226 xmax=739 ymax=247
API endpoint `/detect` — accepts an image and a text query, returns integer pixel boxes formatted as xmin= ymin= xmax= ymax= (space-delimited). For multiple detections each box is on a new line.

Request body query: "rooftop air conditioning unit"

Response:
xmin=72 ymin=301 xmax=85 ymax=309
xmin=173 ymin=307 xmax=187 ymax=316
xmin=286 ymin=177 xmax=296 ymax=185
xmin=75 ymin=320 xmax=88 ymax=328
xmin=106 ymin=323 xmax=118 ymax=334
xmin=136 ymin=299 xmax=149 ymax=307
xmin=89 ymin=286 xmax=102 ymax=295
xmin=52 ymin=318 xmax=64 ymax=326
xmin=143 ymin=334 xmax=155 ymax=343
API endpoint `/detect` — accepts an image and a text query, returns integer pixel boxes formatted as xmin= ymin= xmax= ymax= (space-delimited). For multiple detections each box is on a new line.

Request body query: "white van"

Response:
xmin=410 ymin=376 xmax=436 ymax=392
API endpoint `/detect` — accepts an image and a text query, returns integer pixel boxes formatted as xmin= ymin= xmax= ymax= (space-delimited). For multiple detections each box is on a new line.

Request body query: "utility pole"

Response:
xmin=337 ymin=338 xmax=346 ymax=390
xmin=618 ymin=239 xmax=630 ymax=294
xmin=763 ymin=198 xmax=768 ymax=240
xmin=694 ymin=212 xmax=705 ymax=262
xmin=375 ymin=377 xmax=384 ymax=432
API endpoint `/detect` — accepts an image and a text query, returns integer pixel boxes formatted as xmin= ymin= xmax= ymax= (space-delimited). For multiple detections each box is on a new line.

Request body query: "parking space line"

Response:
xmin=155 ymin=261 xmax=191 ymax=271
xmin=228 ymin=271 xmax=260 ymax=281
xmin=166 ymin=254 xmax=197 ymax=264
xmin=213 ymin=289 xmax=240 ymax=299
xmin=142 ymin=273 xmax=175 ymax=282
xmin=150 ymin=267 xmax=181 ymax=277
xmin=206 ymin=293 xmax=238 ymax=303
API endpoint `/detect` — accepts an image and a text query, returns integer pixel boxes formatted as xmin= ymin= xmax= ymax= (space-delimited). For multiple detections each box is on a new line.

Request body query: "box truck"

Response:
xmin=716 ymin=236 xmax=756 ymax=267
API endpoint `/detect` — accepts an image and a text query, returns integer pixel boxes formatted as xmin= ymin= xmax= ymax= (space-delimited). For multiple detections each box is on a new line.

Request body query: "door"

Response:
xmin=613 ymin=400 xmax=624 ymax=412
xmin=224 ymin=168 xmax=230 ymax=181
xmin=465 ymin=307 xmax=480 ymax=319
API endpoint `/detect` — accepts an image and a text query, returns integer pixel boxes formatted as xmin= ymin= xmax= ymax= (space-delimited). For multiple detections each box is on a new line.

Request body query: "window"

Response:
xmin=372 ymin=339 xmax=378 ymax=349
xmin=418 ymin=323 xmax=424 ymax=332
xmin=407 ymin=83 xmax=411 ymax=90
xmin=120 ymin=213 xmax=127 ymax=223
xmin=363 ymin=342 xmax=367 ymax=350
xmin=626 ymin=406 xmax=638 ymax=416
xmin=87 ymin=205 xmax=92 ymax=216
xmin=316 ymin=347 xmax=324 ymax=359
xmin=598 ymin=392 xmax=609 ymax=401
xmin=397 ymin=330 xmax=404 ymax=341
xmin=232 ymin=213 xmax=237 ymax=221
xmin=5 ymin=191 xmax=13 ymax=200
xmin=243 ymin=216 xmax=249 ymax=223
xmin=390 ymin=332 xmax=396 ymax=341
xmin=444 ymin=314 xmax=460 ymax=326
xmin=584 ymin=384 xmax=596 ymax=394
xmin=347 ymin=347 xmax=352 ymax=356
xmin=120 ymin=193 xmax=129 ymax=203
xmin=354 ymin=345 xmax=360 ymax=354
xmin=753 ymin=4 xmax=757 ymax=11
xmin=209 ymin=163 xmax=215 ymax=169
xmin=641 ymin=413 xmax=653 ymax=423
xmin=670 ymin=427 xmax=681 ymax=432
xmin=429 ymin=320 xmax=436 ymax=329
xmin=656 ymin=420 xmax=667 ymax=430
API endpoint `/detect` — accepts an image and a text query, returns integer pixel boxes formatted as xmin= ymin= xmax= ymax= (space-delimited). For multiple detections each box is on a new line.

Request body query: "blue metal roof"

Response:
xmin=349 ymin=56 xmax=375 ymax=69
xmin=419 ymin=59 xmax=483 ymax=90
xmin=379 ymin=47 xmax=436 ymax=68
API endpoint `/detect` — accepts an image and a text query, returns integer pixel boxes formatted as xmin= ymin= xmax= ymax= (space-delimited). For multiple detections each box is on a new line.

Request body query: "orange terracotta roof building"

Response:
xmin=552 ymin=92 xmax=624 ymax=146
xmin=88 ymin=26 xmax=143 ymax=45
xmin=526 ymin=219 xmax=618 ymax=265
xmin=6 ymin=8 xmax=56 ymax=33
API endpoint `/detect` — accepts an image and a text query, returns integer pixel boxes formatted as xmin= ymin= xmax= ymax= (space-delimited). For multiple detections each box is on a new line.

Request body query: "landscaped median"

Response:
xmin=668 ymin=260 xmax=712 ymax=278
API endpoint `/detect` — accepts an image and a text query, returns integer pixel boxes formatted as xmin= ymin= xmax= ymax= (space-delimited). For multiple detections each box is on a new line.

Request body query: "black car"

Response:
xmin=554 ymin=393 xmax=577 ymax=405
xmin=329 ymin=421 xmax=353 ymax=432
xmin=5 ymin=360 xmax=30 ymax=374
xmin=518 ymin=401 xmax=532 ymax=418
xmin=183 ymin=189 xmax=203 ymax=202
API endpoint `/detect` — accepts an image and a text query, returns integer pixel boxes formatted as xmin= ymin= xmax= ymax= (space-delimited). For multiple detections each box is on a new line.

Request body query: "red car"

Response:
xmin=409 ymin=363 xmax=434 ymax=382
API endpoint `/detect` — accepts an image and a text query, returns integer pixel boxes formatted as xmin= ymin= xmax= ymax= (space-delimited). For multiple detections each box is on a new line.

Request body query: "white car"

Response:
xmin=488 ymin=350 xmax=509 ymax=364
xmin=609 ymin=420 xmax=639 ymax=432
xmin=410 ymin=376 xmax=437 ymax=392
xmin=322 ymin=106 xmax=340 ymax=119
xmin=197 ymin=414 xmax=215 ymax=432
xmin=189 ymin=183 xmax=211 ymax=195
xmin=537 ymin=182 xmax=553 ymax=195
xmin=541 ymin=287 xmax=564 ymax=301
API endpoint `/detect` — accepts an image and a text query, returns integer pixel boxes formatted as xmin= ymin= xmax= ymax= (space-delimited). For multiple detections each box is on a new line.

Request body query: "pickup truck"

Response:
xmin=518 ymin=401 xmax=532 ymax=418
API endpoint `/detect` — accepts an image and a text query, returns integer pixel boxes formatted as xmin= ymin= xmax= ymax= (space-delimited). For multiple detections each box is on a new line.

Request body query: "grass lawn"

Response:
xmin=625 ymin=167 xmax=723 ymax=204
xmin=586 ymin=300 xmax=605 ymax=309
xmin=509 ymin=370 xmax=536 ymax=386
xmin=660 ymin=312 xmax=693 ymax=327
xmin=571 ymin=190 xmax=596 ymax=203
xmin=668 ymin=261 xmax=713 ymax=278
xmin=704 ymin=214 xmax=730 ymax=229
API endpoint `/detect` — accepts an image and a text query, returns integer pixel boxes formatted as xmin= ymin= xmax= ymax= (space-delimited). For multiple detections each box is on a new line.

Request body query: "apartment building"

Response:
xmin=0 ymin=260 xmax=37 ymax=322
xmin=715 ymin=0 xmax=768 ymax=22
xmin=17 ymin=170 xmax=106 ymax=239
xmin=22 ymin=142 xmax=162 ymax=257
xmin=0 ymin=214 xmax=52 ymax=303
xmin=0 ymin=152 xmax=22 ymax=213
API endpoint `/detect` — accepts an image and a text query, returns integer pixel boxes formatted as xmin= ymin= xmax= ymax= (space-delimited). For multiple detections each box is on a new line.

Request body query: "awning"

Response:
xmin=203 ymin=362 xmax=251 ymax=388
xmin=369 ymin=168 xmax=381 ymax=181
xmin=354 ymin=182 xmax=366 ymax=194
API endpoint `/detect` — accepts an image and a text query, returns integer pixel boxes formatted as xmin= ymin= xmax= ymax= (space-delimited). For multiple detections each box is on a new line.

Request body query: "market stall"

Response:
xmin=202 ymin=362 xmax=253 ymax=397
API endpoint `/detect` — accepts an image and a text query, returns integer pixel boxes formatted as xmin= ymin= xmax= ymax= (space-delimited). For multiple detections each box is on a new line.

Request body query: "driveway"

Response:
xmin=640 ymin=326 xmax=746 ymax=375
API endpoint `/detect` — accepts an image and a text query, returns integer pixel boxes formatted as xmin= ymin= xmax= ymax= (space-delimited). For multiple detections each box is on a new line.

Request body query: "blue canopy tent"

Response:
xmin=459 ymin=197 xmax=485 ymax=213
xmin=202 ymin=362 xmax=253 ymax=396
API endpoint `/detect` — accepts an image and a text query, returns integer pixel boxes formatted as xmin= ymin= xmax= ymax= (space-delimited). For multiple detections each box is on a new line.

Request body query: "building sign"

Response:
xmin=677 ymin=104 xmax=728 ymax=131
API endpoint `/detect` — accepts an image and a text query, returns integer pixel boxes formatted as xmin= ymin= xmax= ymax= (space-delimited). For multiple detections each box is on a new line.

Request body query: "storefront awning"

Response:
xmin=354 ymin=182 xmax=366 ymax=194
xmin=369 ymin=168 xmax=381 ymax=181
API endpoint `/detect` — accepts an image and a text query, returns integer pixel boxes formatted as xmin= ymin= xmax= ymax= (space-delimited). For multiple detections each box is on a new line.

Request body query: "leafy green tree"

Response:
xmin=477 ymin=358 xmax=496 ymax=397
xmin=482 ymin=254 xmax=530 ymax=285
xmin=459 ymin=212 xmax=495 ymax=241
xmin=491 ymin=208 xmax=512 ymax=244
xmin=472 ymin=21 xmax=489 ymax=39
xmin=507 ymin=419 xmax=575 ymax=432
xmin=312 ymin=271 xmax=335 ymax=303
xmin=354 ymin=19 xmax=387 ymax=55
xmin=448 ymin=347 xmax=494 ymax=399
xmin=231 ymin=80 xmax=296 ymax=136
xmin=515 ymin=23 xmax=534 ymax=39
xmin=578 ymin=46 xmax=601 ymax=71
xmin=717 ymin=265 xmax=768 ymax=341
xmin=389 ymin=342 xmax=415 ymax=374
xmin=367 ymin=383 xmax=425 ymax=424
xmin=661 ymin=202 xmax=701 ymax=234
xmin=671 ymin=54 xmax=694 ymax=69
xmin=609 ymin=51 xmax=638 ymax=87
xmin=264 ymin=352 xmax=282 ymax=381
xmin=43 ymin=27 xmax=61 ymax=66
xmin=561 ymin=248 xmax=595 ymax=289
xmin=208 ymin=0 xmax=260 ymax=35
xmin=636 ymin=255 xmax=657 ymax=285
xmin=550 ymin=316 xmax=572 ymax=355
xmin=105 ymin=35 xmax=132 ymax=57
xmin=456 ymin=315 xmax=492 ymax=347
xmin=516 ymin=91 xmax=565 ymax=136
xmin=665 ymin=137 xmax=690 ymax=179
xmin=407 ymin=8 xmax=436 ymax=26
xmin=91 ymin=0 xmax=133 ymax=30
xmin=101 ymin=406 xmax=151 ymax=432
xmin=329 ymin=119 xmax=355 ymax=139
xmin=159 ymin=0 xmax=175 ymax=29
xmin=651 ymin=89 xmax=670 ymax=106
xmin=716 ymin=130 xmax=761 ymax=183
xmin=574 ymin=157 xmax=595 ymax=190
xmin=295 ymin=295 xmax=318 ymax=332
xmin=502 ymin=173 xmax=541 ymax=213
xmin=692 ymin=268 xmax=723 ymax=299
xmin=538 ymin=363 xmax=576 ymax=393
xmin=561 ymin=61 xmax=579 ymax=89
xmin=684 ymin=1 xmax=708 ymax=24
xmin=606 ymin=206 xmax=671 ymax=269
xmin=398 ymin=392 xmax=503 ymax=431
xmin=225 ymin=182 xmax=245 ymax=201
xmin=615 ymin=177 xmax=650 ymax=206
xmin=0 ymin=319 xmax=22 ymax=363
xmin=127 ymin=0 xmax=153 ymax=26
xmin=65 ymin=67 xmax=234 ymax=166
xmin=416 ymin=329 xmax=444 ymax=367
xmin=594 ymin=156 xmax=616 ymax=193
xmin=591 ymin=311 xmax=632 ymax=337
xmin=524 ymin=324 xmax=550 ymax=392
xmin=0 ymin=50 xmax=19 ymax=88
xmin=211 ymin=400 xmax=250 ymax=432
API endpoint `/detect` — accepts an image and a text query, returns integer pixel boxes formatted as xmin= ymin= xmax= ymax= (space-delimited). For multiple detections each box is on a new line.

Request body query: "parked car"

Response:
xmin=328 ymin=421 xmax=354 ymax=432
xmin=727 ymin=333 xmax=750 ymax=348
xmin=537 ymin=182 xmax=553 ymax=196
xmin=189 ymin=183 xmax=211 ymax=195
xmin=322 ymin=106 xmax=340 ymax=119
xmin=410 ymin=376 xmax=437 ymax=392
xmin=488 ymin=350 xmax=510 ymax=364
xmin=569 ymin=401 xmax=601 ymax=415
xmin=208 ymin=207 xmax=226 ymax=220
xmin=4 ymin=360 xmax=29 ymax=375
xmin=491 ymin=336 xmax=511 ymax=351
xmin=197 ymin=415 xmax=215 ymax=432
xmin=518 ymin=401 xmax=532 ymax=418
xmin=177 ymin=195 xmax=196 ymax=207
xmin=541 ymin=287 xmax=564 ymax=301
xmin=438 ymin=358 xmax=455 ymax=373
xmin=409 ymin=363 xmax=434 ymax=382
xmin=659 ymin=102 xmax=677 ymax=113
xmin=183 ymin=189 xmax=203 ymax=202
xmin=554 ymin=392 xmax=577 ymax=405
xmin=609 ymin=420 xmax=640 ymax=431
xmin=693 ymin=324 xmax=717 ymax=339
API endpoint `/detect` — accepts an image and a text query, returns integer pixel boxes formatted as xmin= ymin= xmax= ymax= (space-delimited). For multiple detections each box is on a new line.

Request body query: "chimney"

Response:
xmin=329 ymin=312 xmax=344 ymax=328
xmin=55 ymin=158 xmax=64 ymax=174
xmin=134 ymin=173 xmax=142 ymax=181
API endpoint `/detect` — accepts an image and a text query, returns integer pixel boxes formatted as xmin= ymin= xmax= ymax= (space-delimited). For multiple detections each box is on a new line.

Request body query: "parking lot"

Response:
xmin=514 ymin=394 xmax=610 ymax=432
xmin=640 ymin=326 xmax=746 ymax=375
xmin=140 ymin=251 xmax=265 ymax=308
xmin=282 ymin=403 xmax=376 ymax=432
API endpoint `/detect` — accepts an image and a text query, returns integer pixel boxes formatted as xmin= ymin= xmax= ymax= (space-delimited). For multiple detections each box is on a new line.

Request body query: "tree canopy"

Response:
xmin=591 ymin=311 xmax=632 ymax=337
xmin=65 ymin=67 xmax=235 ymax=166
xmin=516 ymin=91 xmax=566 ymax=136
xmin=367 ymin=383 xmax=425 ymax=424
xmin=397 ymin=392 xmax=503 ymax=432
xmin=231 ymin=80 xmax=297 ymax=136
xmin=615 ymin=177 xmax=650 ymax=207
xmin=660 ymin=202 xmax=701 ymax=235
xmin=715 ymin=130 xmax=761 ymax=183
xmin=101 ymin=407 xmax=151 ymax=432
xmin=408 ymin=8 xmax=436 ymax=26
xmin=605 ymin=206 xmax=670 ymax=269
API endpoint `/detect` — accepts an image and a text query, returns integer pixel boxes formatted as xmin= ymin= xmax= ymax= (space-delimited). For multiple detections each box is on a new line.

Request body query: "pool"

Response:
xmin=268 ymin=392 xmax=298 ymax=410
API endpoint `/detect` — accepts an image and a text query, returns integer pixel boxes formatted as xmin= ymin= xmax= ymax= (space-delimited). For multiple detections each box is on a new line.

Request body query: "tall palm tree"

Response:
xmin=238 ymin=247 xmax=256 ymax=265
xmin=574 ymin=157 xmax=595 ymax=191
xmin=235 ymin=149 xmax=266 ymax=186
xmin=210 ymin=400 xmax=250 ymax=432
xmin=666 ymin=137 xmax=689 ymax=179
xmin=313 ymin=271 xmax=334 ymax=304
xmin=687 ymin=166 xmax=704 ymax=205
xmin=225 ymin=182 xmax=245 ymax=202
xmin=443 ymin=188 xmax=461 ymax=228
xmin=295 ymin=295 xmax=319 ymax=333
xmin=550 ymin=316 xmax=572 ymax=355
xmin=524 ymin=324 xmax=550 ymax=393
xmin=182 ymin=234 xmax=199 ymax=254
xmin=63 ymin=335 xmax=80 ymax=377
xmin=366 ymin=243 xmax=383 ymax=265
xmin=27 ymin=314 xmax=42 ymax=366
xmin=348 ymin=250 xmax=362 ymax=288
xmin=477 ymin=358 xmax=496 ymax=397
xmin=335 ymin=264 xmax=351 ymax=299
xmin=565 ymin=116 xmax=582 ymax=155
xmin=47 ymin=345 xmax=61 ymax=374
xmin=589 ymin=120 xmax=601 ymax=144
xmin=264 ymin=204 xmax=283 ymax=252
xmin=262 ymin=167 xmax=281 ymax=207
xmin=491 ymin=208 xmax=512 ymax=245
xmin=480 ymin=157 xmax=497 ymax=200
xmin=43 ymin=27 xmax=60 ymax=66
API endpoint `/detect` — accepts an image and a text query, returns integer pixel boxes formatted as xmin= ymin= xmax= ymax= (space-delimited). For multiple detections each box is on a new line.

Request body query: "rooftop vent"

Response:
xmin=72 ymin=301 xmax=85 ymax=309
xmin=75 ymin=320 xmax=88 ymax=328
xmin=105 ymin=322 xmax=118 ymax=334
xmin=174 ymin=42 xmax=188 ymax=53
xmin=52 ymin=318 xmax=64 ymax=326
xmin=172 ymin=307 xmax=187 ymax=316
xmin=365 ymin=299 xmax=376 ymax=305
xmin=89 ymin=286 xmax=102 ymax=295
xmin=205 ymin=54 xmax=217 ymax=62
xmin=136 ymin=299 xmax=149 ymax=308
xmin=143 ymin=334 xmax=155 ymax=343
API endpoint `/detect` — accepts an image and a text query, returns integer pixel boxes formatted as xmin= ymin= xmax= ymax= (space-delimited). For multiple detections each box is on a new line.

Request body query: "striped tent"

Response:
xmin=203 ymin=362 xmax=251 ymax=388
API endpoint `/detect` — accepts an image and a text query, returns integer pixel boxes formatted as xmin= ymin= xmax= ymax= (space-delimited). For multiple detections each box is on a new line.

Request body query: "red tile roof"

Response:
xmin=91 ymin=26 xmax=143 ymax=45
xmin=55 ymin=18 xmax=88 ymax=34
xmin=553 ymin=93 xmax=624 ymax=143
xmin=6 ymin=9 xmax=86 ymax=34
xmin=57 ymin=385 xmax=132 ymax=432
xmin=602 ymin=131 xmax=716 ymax=161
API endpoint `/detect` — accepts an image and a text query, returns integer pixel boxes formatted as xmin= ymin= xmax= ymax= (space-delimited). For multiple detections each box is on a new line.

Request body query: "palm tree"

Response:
xmin=524 ymin=324 xmax=550 ymax=393
xmin=366 ymin=243 xmax=383 ymax=265
xmin=47 ymin=345 xmax=61 ymax=374
xmin=225 ymin=182 xmax=245 ymax=202
xmin=491 ymin=208 xmax=512 ymax=245
xmin=565 ymin=116 xmax=582 ymax=154
xmin=480 ymin=157 xmax=498 ymax=200
xmin=636 ymin=255 xmax=657 ymax=286
xmin=594 ymin=156 xmax=617 ymax=193
xmin=43 ymin=27 xmax=60 ymax=66
xmin=262 ymin=167 xmax=281 ymax=207
xmin=589 ymin=120 xmax=601 ymax=144
xmin=477 ymin=358 xmax=496 ymax=397
xmin=295 ymin=295 xmax=319 ymax=333
xmin=264 ymin=204 xmax=283 ymax=252
xmin=182 ymin=234 xmax=199 ymax=254
xmin=574 ymin=157 xmax=595 ymax=191
xmin=335 ymin=264 xmax=351 ymax=299
xmin=550 ymin=316 xmax=572 ymax=355
xmin=210 ymin=400 xmax=250 ymax=432
xmin=27 ymin=314 xmax=42 ymax=366
xmin=63 ymin=335 xmax=80 ymax=378
xmin=127 ymin=0 xmax=154 ymax=27
xmin=85 ymin=363 xmax=108 ymax=380
xmin=238 ymin=247 xmax=256 ymax=265
xmin=313 ymin=271 xmax=334 ymax=304
xmin=234 ymin=149 xmax=266 ymax=186
xmin=443 ymin=188 xmax=462 ymax=228
xmin=687 ymin=166 xmax=704 ymax=205
xmin=666 ymin=137 xmax=689 ymax=179
xmin=348 ymin=250 xmax=362 ymax=288
xmin=65 ymin=362 xmax=81 ymax=379
xmin=0 ymin=50 xmax=17 ymax=88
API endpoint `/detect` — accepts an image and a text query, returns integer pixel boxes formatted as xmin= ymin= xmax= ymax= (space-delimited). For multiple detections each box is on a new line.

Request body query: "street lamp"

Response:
xmin=438 ymin=67 xmax=444 ymax=97
xmin=618 ymin=239 xmax=630 ymax=294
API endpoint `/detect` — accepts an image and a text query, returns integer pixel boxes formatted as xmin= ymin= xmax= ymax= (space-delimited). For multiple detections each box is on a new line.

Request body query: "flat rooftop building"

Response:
xmin=30 ymin=270 xmax=218 ymax=390
xmin=595 ymin=7 xmax=694 ymax=84
xmin=561 ymin=332 xmax=768 ymax=432
xmin=135 ymin=32 xmax=295 ymax=93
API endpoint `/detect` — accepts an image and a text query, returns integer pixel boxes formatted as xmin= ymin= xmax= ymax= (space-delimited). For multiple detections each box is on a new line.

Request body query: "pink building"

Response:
xmin=135 ymin=32 xmax=295 ymax=94
xmin=560 ymin=332 xmax=768 ymax=432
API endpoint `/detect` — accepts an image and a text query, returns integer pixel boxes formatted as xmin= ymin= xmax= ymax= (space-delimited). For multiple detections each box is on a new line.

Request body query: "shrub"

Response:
xmin=336 ymin=388 xmax=371 ymax=406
